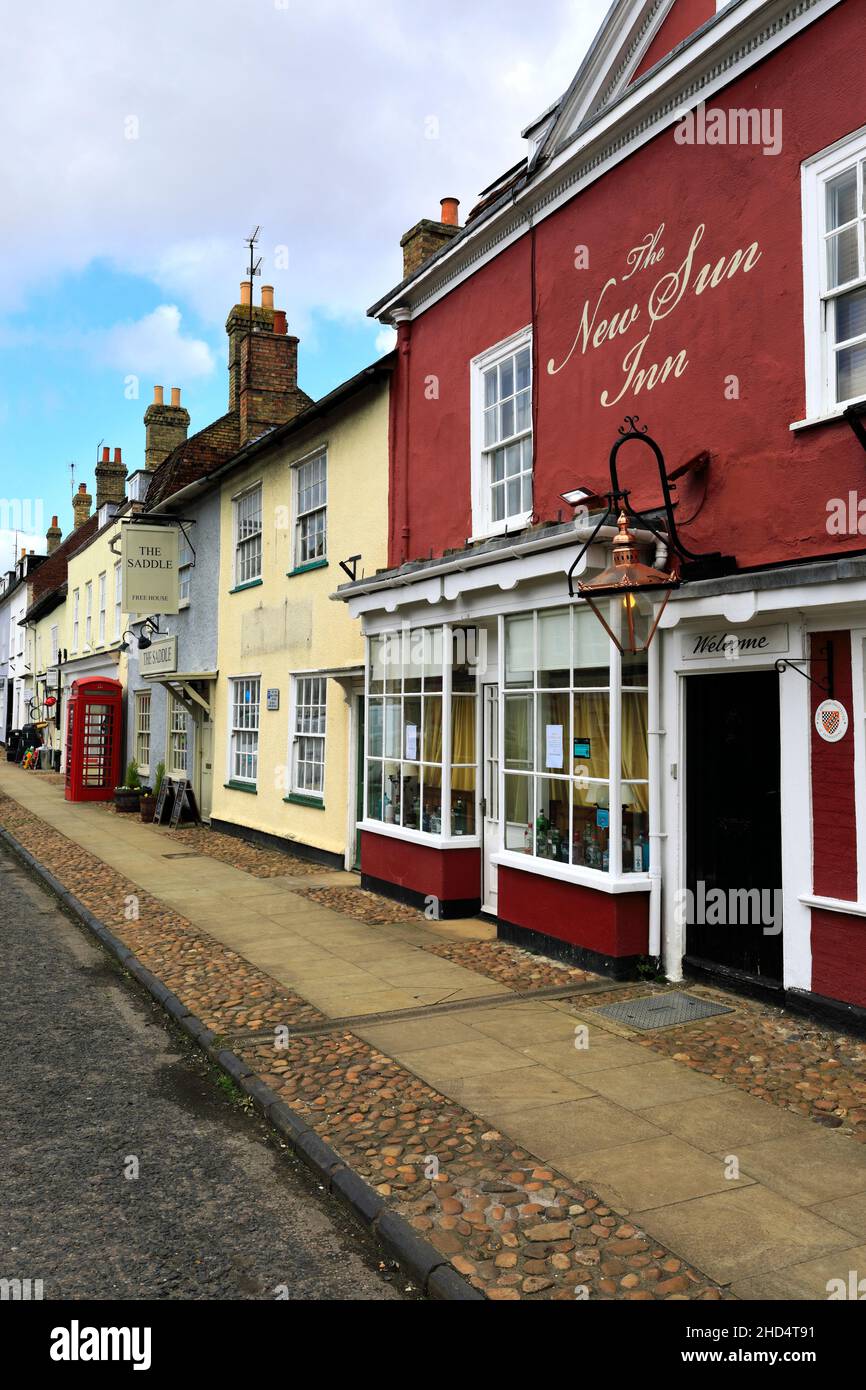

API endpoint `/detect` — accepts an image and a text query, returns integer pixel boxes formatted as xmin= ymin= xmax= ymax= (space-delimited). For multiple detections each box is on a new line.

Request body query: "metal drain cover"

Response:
xmin=594 ymin=990 xmax=733 ymax=1030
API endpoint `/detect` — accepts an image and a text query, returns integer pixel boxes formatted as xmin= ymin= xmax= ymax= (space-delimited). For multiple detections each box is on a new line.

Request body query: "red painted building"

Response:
xmin=338 ymin=0 xmax=866 ymax=1027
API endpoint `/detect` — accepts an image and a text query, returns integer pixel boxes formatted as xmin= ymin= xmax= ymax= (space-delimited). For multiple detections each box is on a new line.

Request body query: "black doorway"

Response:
xmin=684 ymin=671 xmax=783 ymax=984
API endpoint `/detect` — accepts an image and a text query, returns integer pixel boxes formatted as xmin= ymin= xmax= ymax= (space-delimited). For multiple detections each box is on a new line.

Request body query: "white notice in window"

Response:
xmin=546 ymin=724 xmax=563 ymax=770
xmin=406 ymin=724 xmax=418 ymax=760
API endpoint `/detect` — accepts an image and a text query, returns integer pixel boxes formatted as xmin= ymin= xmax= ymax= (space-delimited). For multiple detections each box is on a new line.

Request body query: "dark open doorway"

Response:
xmin=684 ymin=671 xmax=783 ymax=985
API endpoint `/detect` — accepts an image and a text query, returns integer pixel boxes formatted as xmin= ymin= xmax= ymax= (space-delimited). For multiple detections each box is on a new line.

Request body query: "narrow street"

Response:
xmin=0 ymin=845 xmax=405 ymax=1301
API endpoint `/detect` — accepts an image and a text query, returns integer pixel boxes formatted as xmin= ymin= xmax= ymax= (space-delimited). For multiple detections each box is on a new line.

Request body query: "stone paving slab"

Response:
xmin=571 ymin=1135 xmax=754 ymax=1214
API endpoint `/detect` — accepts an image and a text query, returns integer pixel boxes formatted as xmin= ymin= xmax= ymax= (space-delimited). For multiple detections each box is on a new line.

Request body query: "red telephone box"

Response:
xmin=64 ymin=678 xmax=123 ymax=801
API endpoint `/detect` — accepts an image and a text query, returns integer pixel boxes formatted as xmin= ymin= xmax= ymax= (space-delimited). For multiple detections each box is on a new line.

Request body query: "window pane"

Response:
xmin=491 ymin=483 xmax=505 ymax=522
xmin=383 ymin=761 xmax=401 ymax=823
xmin=571 ymin=781 xmax=609 ymax=870
xmin=403 ymin=696 xmax=421 ymax=759
xmin=499 ymin=356 xmax=514 ymax=399
xmin=364 ymin=760 xmax=382 ymax=820
xmin=423 ymin=627 xmax=443 ymax=691
xmin=535 ymin=778 xmax=570 ymax=861
xmin=505 ymin=442 xmax=521 ymax=476
xmin=623 ymin=784 xmax=650 ymax=873
xmin=836 ymin=286 xmax=866 ymax=344
xmin=368 ymin=699 xmax=383 ymax=757
xmin=516 ymin=388 xmax=531 ymax=433
xmin=538 ymin=691 xmax=569 ymax=772
xmin=505 ymin=614 xmax=533 ymax=687
xmin=383 ymin=631 xmax=402 ymax=692
xmin=827 ymin=167 xmax=857 ymax=230
xmin=421 ymin=777 xmax=441 ymax=833
xmin=423 ymin=695 xmax=442 ymax=763
xmin=484 ymin=367 xmax=498 ymax=408
xmin=622 ymin=651 xmax=649 ymax=688
xmin=622 ymin=692 xmax=648 ymax=780
xmin=451 ymin=767 xmax=475 ymax=836
xmin=505 ymin=693 xmax=533 ymax=770
xmin=369 ymin=636 xmax=386 ymax=694
xmin=491 ymin=448 xmax=505 ymax=482
xmin=572 ymin=692 xmax=609 ymax=778
xmin=402 ymin=764 xmax=421 ymax=829
xmin=452 ymin=628 xmax=477 ymax=692
xmin=500 ymin=397 xmax=514 ymax=440
xmin=828 ymin=225 xmax=859 ymax=288
xmin=384 ymin=698 xmax=401 ymax=758
xmin=574 ymin=606 xmax=610 ymax=686
xmin=838 ymin=341 xmax=866 ymax=401
xmin=538 ymin=609 xmax=570 ymax=687
xmin=516 ymin=347 xmax=531 ymax=391
xmin=452 ymin=694 xmax=476 ymax=763
xmin=484 ymin=406 xmax=497 ymax=447
xmin=504 ymin=773 xmax=532 ymax=852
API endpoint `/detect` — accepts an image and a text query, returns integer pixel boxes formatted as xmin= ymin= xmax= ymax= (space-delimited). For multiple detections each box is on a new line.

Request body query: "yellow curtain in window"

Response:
xmin=423 ymin=695 xmax=442 ymax=787
xmin=572 ymin=692 xmax=610 ymax=780
xmin=451 ymin=695 xmax=475 ymax=791
xmin=622 ymin=691 xmax=649 ymax=812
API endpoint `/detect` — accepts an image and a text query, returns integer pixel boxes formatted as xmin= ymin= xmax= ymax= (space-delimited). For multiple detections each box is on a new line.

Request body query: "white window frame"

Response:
xmin=232 ymin=482 xmax=263 ymax=587
xmin=167 ymin=692 xmax=191 ymax=779
xmin=71 ymin=589 xmax=79 ymax=653
xmin=84 ymin=581 xmax=93 ymax=649
xmin=97 ymin=571 xmax=106 ymax=646
xmin=802 ymin=124 xmax=866 ymax=422
xmin=293 ymin=449 xmax=328 ymax=569
xmin=113 ymin=561 xmax=122 ymax=638
xmin=135 ymin=689 xmax=151 ymax=774
xmin=50 ymin=624 xmax=58 ymax=666
xmin=227 ymin=675 xmax=261 ymax=786
xmin=470 ymin=326 xmax=533 ymax=542
xmin=178 ymin=531 xmax=193 ymax=606
xmin=290 ymin=674 xmax=327 ymax=799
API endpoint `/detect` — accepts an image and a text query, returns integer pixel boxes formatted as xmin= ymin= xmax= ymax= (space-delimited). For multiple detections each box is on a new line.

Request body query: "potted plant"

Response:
xmin=141 ymin=761 xmax=165 ymax=822
xmin=115 ymin=758 xmax=142 ymax=813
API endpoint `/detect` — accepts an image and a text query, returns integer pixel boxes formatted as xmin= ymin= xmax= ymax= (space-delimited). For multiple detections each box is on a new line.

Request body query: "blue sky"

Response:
xmin=0 ymin=0 xmax=609 ymax=570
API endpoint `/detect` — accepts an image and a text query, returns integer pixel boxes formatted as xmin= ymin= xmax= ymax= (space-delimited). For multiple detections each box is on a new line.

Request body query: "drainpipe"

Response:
xmin=392 ymin=308 xmax=412 ymax=564
xmin=648 ymin=617 xmax=664 ymax=961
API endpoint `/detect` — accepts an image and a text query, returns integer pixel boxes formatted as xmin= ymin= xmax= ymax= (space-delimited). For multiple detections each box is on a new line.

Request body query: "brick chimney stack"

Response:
xmin=143 ymin=384 xmax=190 ymax=470
xmin=95 ymin=445 xmax=128 ymax=509
xmin=400 ymin=198 xmax=461 ymax=278
xmin=226 ymin=284 xmax=312 ymax=446
xmin=72 ymin=482 xmax=92 ymax=529
xmin=46 ymin=515 xmax=62 ymax=554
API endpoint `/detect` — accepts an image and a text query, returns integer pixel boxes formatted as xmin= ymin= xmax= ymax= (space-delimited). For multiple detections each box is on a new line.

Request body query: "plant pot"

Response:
xmin=139 ymin=793 xmax=156 ymax=822
xmin=114 ymin=787 xmax=141 ymax=813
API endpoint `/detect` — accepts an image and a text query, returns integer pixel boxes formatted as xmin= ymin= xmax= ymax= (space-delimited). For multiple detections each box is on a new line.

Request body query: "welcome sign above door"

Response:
xmin=680 ymin=624 xmax=789 ymax=662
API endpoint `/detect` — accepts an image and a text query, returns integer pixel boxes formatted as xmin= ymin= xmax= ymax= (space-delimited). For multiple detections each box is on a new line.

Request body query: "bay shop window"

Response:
xmin=365 ymin=627 xmax=477 ymax=838
xmin=503 ymin=608 xmax=648 ymax=876
xmin=363 ymin=611 xmax=650 ymax=876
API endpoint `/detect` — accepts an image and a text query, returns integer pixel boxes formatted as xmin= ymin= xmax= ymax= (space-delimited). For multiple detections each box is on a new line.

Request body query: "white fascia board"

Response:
xmin=659 ymin=576 xmax=866 ymax=628
xmin=374 ymin=0 xmax=841 ymax=325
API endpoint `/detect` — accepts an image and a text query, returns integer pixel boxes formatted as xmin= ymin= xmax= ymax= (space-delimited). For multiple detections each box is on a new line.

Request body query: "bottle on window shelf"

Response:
xmin=524 ymin=823 xmax=532 ymax=853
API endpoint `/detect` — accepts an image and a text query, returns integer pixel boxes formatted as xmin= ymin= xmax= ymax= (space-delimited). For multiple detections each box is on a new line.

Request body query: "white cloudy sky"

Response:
xmin=0 ymin=0 xmax=609 ymax=567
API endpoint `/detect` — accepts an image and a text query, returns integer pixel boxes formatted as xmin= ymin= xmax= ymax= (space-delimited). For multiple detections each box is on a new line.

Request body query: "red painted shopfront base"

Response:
xmin=360 ymin=830 xmax=481 ymax=919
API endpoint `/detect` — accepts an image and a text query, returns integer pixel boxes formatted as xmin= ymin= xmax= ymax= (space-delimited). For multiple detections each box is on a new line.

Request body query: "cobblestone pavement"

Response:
xmin=425 ymin=939 xmax=600 ymax=993
xmin=632 ymin=1000 xmax=866 ymax=1143
xmin=0 ymin=788 xmax=726 ymax=1301
xmin=295 ymin=885 xmax=422 ymax=925
xmin=0 ymin=841 xmax=405 ymax=1300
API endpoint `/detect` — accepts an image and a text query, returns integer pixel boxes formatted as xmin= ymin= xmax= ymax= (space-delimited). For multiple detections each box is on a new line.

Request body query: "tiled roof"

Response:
xmin=27 ymin=515 xmax=100 ymax=607
xmin=144 ymin=412 xmax=241 ymax=508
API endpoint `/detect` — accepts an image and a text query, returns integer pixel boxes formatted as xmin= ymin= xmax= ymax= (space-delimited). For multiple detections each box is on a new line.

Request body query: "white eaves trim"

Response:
xmin=374 ymin=0 xmax=842 ymax=325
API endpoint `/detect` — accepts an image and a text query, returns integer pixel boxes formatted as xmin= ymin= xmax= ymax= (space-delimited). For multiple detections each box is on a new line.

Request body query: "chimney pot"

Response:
xmin=51 ymin=515 xmax=58 ymax=527
xmin=240 ymin=281 xmax=252 ymax=306
xmin=153 ymin=385 xmax=164 ymax=405
xmin=78 ymin=483 xmax=87 ymax=493
xmin=440 ymin=197 xmax=460 ymax=226
xmin=113 ymin=447 xmax=122 ymax=463
xmin=170 ymin=386 xmax=181 ymax=407
xmin=101 ymin=446 xmax=110 ymax=463
xmin=261 ymin=285 xmax=274 ymax=309
xmin=273 ymin=309 xmax=287 ymax=335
